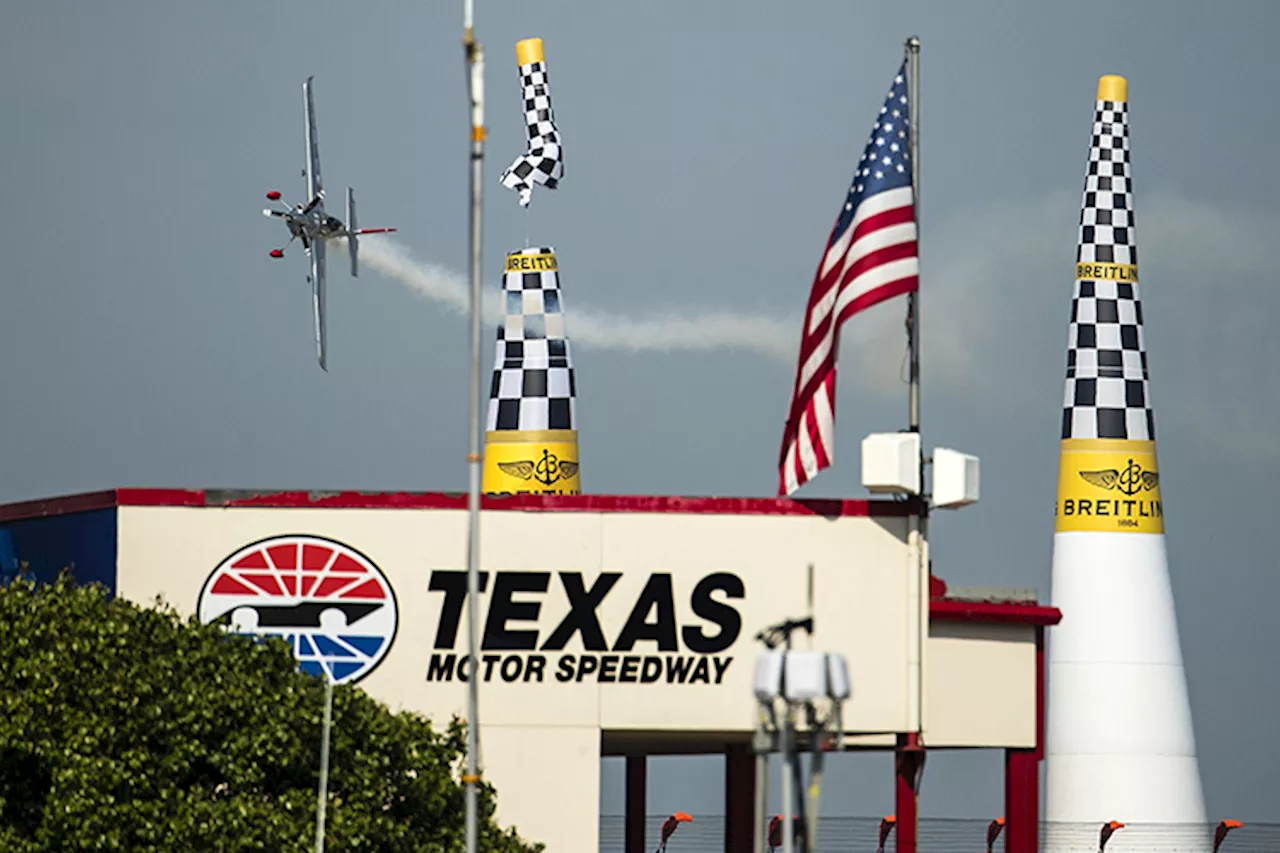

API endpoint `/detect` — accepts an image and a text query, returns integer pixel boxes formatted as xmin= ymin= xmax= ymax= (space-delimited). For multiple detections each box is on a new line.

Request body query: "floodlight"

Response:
xmin=782 ymin=651 xmax=828 ymax=702
xmin=862 ymin=432 xmax=921 ymax=495
xmin=754 ymin=651 xmax=784 ymax=702
xmin=825 ymin=653 xmax=851 ymax=701
xmin=933 ymin=447 xmax=980 ymax=509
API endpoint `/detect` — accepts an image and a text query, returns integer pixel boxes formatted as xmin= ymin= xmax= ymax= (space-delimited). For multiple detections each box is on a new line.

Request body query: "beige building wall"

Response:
xmin=480 ymin=725 xmax=600 ymax=853
xmin=925 ymin=621 xmax=1037 ymax=748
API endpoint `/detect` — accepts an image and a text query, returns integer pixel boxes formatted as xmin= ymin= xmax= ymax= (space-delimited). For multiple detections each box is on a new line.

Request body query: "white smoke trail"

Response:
xmin=353 ymin=236 xmax=799 ymax=362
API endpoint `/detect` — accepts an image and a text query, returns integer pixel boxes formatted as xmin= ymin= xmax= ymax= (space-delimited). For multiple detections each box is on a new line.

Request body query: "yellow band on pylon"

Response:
xmin=516 ymin=38 xmax=544 ymax=66
xmin=483 ymin=430 xmax=581 ymax=495
xmin=1075 ymin=262 xmax=1138 ymax=283
xmin=1055 ymin=438 xmax=1163 ymax=534
xmin=1097 ymin=75 xmax=1128 ymax=102
xmin=504 ymin=251 xmax=558 ymax=273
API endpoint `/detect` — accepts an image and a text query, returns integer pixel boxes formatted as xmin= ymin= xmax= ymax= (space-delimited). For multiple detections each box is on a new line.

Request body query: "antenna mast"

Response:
xmin=462 ymin=6 xmax=486 ymax=853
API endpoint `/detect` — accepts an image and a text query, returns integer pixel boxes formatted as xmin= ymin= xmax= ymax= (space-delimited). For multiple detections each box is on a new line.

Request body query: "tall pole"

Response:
xmin=313 ymin=671 xmax=334 ymax=853
xmin=906 ymin=33 xmax=925 ymax=733
xmin=906 ymin=35 xmax=921 ymax=436
xmin=462 ymin=6 xmax=486 ymax=853
xmin=779 ymin=629 xmax=796 ymax=853
xmin=902 ymin=35 xmax=927 ymax=848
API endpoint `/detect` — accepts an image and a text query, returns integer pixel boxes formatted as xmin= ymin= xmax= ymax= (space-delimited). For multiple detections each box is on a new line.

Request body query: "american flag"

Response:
xmin=778 ymin=59 xmax=919 ymax=496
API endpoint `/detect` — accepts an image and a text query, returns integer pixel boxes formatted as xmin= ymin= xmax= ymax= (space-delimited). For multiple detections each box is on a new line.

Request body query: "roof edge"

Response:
xmin=929 ymin=598 xmax=1062 ymax=626
xmin=0 ymin=487 xmax=920 ymax=522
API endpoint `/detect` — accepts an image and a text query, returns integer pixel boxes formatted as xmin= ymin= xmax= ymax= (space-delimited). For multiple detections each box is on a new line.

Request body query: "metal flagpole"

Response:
xmin=313 ymin=670 xmax=334 ymax=853
xmin=906 ymin=35 xmax=921 ymax=435
xmin=905 ymin=35 xmax=926 ymax=734
xmin=462 ymin=5 xmax=486 ymax=853
xmin=902 ymin=36 xmax=929 ymax=847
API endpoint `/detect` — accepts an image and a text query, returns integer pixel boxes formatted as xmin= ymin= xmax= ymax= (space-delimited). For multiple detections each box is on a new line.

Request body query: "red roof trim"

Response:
xmin=0 ymin=488 xmax=917 ymax=522
xmin=0 ymin=490 xmax=119 ymax=523
xmin=929 ymin=598 xmax=1062 ymax=626
xmin=119 ymin=488 xmax=208 ymax=508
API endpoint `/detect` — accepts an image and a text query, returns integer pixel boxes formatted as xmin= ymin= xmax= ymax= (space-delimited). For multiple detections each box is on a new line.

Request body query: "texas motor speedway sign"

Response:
xmin=108 ymin=498 xmax=913 ymax=733
xmin=424 ymin=569 xmax=745 ymax=686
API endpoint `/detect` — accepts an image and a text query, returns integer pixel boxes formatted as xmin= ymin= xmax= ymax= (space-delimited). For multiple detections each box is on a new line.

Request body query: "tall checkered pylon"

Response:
xmin=481 ymin=247 xmax=581 ymax=495
xmin=499 ymin=38 xmax=562 ymax=208
xmin=1044 ymin=75 xmax=1206 ymax=853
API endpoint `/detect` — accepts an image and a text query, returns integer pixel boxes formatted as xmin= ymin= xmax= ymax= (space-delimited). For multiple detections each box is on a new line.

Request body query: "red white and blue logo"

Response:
xmin=198 ymin=535 xmax=398 ymax=685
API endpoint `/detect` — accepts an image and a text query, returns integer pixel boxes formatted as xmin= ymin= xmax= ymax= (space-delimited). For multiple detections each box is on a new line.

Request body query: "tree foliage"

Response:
xmin=0 ymin=575 xmax=542 ymax=853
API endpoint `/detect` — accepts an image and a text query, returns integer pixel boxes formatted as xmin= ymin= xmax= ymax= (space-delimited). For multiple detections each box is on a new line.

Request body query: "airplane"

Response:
xmin=262 ymin=76 xmax=396 ymax=371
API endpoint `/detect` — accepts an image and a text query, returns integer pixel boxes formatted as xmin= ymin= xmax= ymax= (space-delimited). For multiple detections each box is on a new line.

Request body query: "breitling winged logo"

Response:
xmin=1078 ymin=458 xmax=1159 ymax=497
xmin=498 ymin=448 xmax=579 ymax=487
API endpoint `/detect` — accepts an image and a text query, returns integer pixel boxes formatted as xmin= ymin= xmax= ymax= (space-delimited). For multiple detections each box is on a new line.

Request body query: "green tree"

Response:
xmin=0 ymin=574 xmax=543 ymax=853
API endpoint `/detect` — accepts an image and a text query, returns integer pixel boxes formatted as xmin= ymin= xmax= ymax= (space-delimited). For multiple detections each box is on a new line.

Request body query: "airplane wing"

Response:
xmin=310 ymin=237 xmax=328 ymax=371
xmin=302 ymin=76 xmax=323 ymax=203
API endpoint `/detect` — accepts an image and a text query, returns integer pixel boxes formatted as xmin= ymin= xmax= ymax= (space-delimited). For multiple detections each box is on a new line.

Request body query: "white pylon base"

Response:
xmin=1045 ymin=532 xmax=1207 ymax=853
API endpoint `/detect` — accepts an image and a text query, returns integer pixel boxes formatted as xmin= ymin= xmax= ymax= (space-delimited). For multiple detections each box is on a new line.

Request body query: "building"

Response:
xmin=0 ymin=487 xmax=1060 ymax=853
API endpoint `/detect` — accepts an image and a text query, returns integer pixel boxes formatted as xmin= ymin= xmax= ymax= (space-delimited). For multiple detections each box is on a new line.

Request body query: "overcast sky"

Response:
xmin=3 ymin=0 xmax=1278 ymax=827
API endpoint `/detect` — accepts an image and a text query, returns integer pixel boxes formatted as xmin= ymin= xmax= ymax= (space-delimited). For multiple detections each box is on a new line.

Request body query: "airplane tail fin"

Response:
xmin=346 ymin=187 xmax=359 ymax=277
xmin=345 ymin=187 xmax=396 ymax=275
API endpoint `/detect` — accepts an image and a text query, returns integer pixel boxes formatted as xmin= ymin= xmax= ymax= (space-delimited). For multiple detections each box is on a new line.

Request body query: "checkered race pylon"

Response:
xmin=485 ymin=247 xmax=577 ymax=432
xmin=499 ymin=39 xmax=562 ymax=208
xmin=1061 ymin=92 xmax=1155 ymax=442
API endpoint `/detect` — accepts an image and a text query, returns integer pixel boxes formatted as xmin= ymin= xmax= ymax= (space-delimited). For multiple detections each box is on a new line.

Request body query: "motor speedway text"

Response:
xmin=424 ymin=569 xmax=744 ymax=685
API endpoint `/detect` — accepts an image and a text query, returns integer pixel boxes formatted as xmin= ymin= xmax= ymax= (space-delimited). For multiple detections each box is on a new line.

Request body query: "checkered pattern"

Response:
xmin=499 ymin=59 xmax=563 ymax=207
xmin=486 ymin=247 xmax=577 ymax=432
xmin=1062 ymin=97 xmax=1154 ymax=441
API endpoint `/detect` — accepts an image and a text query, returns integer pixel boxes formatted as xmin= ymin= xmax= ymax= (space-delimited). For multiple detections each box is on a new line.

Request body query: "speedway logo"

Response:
xmin=425 ymin=569 xmax=745 ymax=686
xmin=198 ymin=535 xmax=398 ymax=685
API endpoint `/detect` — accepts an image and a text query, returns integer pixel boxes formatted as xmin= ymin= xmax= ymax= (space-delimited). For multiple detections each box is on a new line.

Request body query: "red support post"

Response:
xmin=1005 ymin=750 xmax=1038 ymax=853
xmin=627 ymin=755 xmax=647 ymax=853
xmin=1006 ymin=625 xmax=1047 ymax=853
xmin=895 ymin=733 xmax=925 ymax=853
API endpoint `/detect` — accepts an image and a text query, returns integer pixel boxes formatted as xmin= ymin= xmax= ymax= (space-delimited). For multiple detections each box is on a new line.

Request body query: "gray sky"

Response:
xmin=3 ymin=0 xmax=1279 ymax=825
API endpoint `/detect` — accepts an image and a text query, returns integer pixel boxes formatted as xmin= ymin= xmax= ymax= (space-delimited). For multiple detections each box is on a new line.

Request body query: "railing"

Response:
xmin=599 ymin=816 xmax=1277 ymax=853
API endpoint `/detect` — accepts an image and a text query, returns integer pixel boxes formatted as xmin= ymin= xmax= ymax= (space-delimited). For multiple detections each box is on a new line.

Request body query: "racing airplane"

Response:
xmin=262 ymin=76 xmax=396 ymax=371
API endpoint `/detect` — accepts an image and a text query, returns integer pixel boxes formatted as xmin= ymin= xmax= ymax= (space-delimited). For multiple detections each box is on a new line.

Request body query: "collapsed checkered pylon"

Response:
xmin=499 ymin=37 xmax=563 ymax=207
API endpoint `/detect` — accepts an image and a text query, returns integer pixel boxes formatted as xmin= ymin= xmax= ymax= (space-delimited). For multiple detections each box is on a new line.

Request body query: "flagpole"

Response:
xmin=906 ymin=33 xmax=925 ymax=711
xmin=902 ymin=38 xmax=928 ymax=839
xmin=462 ymin=5 xmax=485 ymax=853
xmin=906 ymin=35 xmax=921 ymax=434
